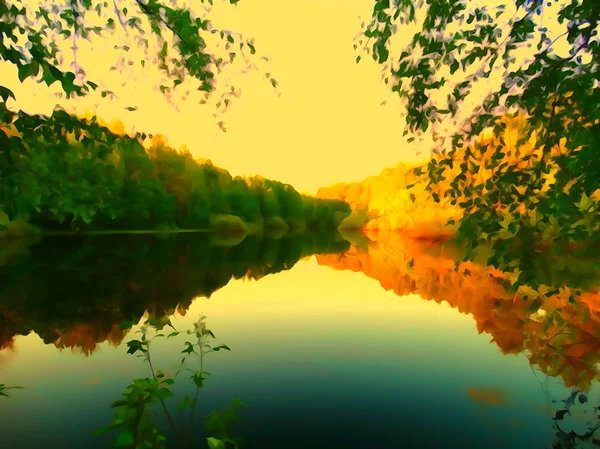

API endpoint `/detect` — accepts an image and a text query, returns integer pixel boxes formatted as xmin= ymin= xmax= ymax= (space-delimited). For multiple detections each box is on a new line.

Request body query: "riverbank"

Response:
xmin=0 ymin=215 xmax=313 ymax=240
xmin=1 ymin=109 xmax=351 ymax=240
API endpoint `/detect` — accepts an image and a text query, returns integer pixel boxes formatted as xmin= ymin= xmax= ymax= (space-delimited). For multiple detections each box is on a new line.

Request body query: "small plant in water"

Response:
xmin=547 ymin=389 xmax=600 ymax=448
xmin=0 ymin=384 xmax=23 ymax=398
xmin=97 ymin=315 xmax=246 ymax=449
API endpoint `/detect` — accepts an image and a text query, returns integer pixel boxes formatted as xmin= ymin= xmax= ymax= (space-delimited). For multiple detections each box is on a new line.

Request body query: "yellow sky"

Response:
xmin=0 ymin=0 xmax=573 ymax=194
xmin=1 ymin=0 xmax=435 ymax=195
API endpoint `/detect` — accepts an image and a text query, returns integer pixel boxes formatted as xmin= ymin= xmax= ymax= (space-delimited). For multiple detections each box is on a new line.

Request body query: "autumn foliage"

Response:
xmin=317 ymin=232 xmax=600 ymax=389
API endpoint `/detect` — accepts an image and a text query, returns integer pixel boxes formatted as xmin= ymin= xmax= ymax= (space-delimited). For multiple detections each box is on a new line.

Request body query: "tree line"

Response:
xmin=0 ymin=106 xmax=350 ymax=236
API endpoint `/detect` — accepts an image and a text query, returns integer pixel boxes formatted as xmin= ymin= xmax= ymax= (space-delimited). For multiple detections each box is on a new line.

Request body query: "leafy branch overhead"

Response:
xmin=356 ymin=0 xmax=599 ymax=292
xmin=357 ymin=0 xmax=599 ymax=151
xmin=0 ymin=0 xmax=277 ymax=115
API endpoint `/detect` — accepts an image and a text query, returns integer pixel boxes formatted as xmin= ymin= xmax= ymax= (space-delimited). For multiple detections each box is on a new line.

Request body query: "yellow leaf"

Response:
xmin=575 ymin=192 xmax=594 ymax=213
xmin=499 ymin=213 xmax=513 ymax=230
xmin=562 ymin=179 xmax=577 ymax=194
xmin=517 ymin=285 xmax=539 ymax=299
xmin=514 ymin=185 xmax=527 ymax=195
xmin=532 ymin=146 xmax=544 ymax=161
xmin=528 ymin=207 xmax=539 ymax=227
xmin=507 ymin=268 xmax=521 ymax=285
xmin=541 ymin=167 xmax=558 ymax=187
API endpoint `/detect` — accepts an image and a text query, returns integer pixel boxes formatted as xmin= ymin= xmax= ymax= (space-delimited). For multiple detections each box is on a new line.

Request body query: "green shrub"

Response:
xmin=211 ymin=214 xmax=248 ymax=234
xmin=264 ymin=216 xmax=289 ymax=231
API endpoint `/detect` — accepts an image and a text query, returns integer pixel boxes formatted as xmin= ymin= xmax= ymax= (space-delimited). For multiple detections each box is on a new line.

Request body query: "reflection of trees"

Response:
xmin=536 ymin=388 xmax=600 ymax=449
xmin=0 ymin=232 xmax=349 ymax=354
xmin=316 ymin=232 xmax=600 ymax=389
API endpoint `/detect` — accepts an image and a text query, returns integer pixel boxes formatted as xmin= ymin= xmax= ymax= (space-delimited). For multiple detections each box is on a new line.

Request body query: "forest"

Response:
xmin=0 ymin=106 xmax=350 ymax=237
xmin=0 ymin=0 xmax=598 ymax=271
xmin=1 ymin=1 xmax=600 ymax=448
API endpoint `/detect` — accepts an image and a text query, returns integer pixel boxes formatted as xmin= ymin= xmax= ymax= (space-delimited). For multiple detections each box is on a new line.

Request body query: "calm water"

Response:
xmin=1 ymin=232 xmax=599 ymax=449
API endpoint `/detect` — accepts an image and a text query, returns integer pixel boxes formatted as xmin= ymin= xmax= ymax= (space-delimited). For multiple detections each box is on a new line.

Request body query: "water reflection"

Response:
xmin=2 ymin=230 xmax=600 ymax=448
xmin=317 ymin=231 xmax=600 ymax=390
xmin=0 ymin=232 xmax=350 ymax=355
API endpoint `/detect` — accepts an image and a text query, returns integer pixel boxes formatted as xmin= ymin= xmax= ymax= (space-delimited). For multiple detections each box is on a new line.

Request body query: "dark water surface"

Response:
xmin=1 ymin=232 xmax=599 ymax=449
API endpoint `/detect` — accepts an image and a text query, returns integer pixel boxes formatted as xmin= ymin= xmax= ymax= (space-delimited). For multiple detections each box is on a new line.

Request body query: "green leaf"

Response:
xmin=156 ymin=387 xmax=174 ymax=399
xmin=212 ymin=344 xmax=231 ymax=352
xmin=126 ymin=340 xmax=146 ymax=355
xmin=94 ymin=423 xmax=121 ymax=437
xmin=191 ymin=372 xmax=205 ymax=389
xmin=182 ymin=342 xmax=195 ymax=354
xmin=114 ymin=430 xmax=135 ymax=447
xmin=207 ymin=437 xmax=227 ymax=449
xmin=178 ymin=395 xmax=190 ymax=410
xmin=202 ymin=329 xmax=216 ymax=338
xmin=110 ymin=399 xmax=130 ymax=408
xmin=18 ymin=62 xmax=40 ymax=82
xmin=61 ymin=72 xmax=78 ymax=97
xmin=0 ymin=86 xmax=16 ymax=102
xmin=0 ymin=210 xmax=9 ymax=227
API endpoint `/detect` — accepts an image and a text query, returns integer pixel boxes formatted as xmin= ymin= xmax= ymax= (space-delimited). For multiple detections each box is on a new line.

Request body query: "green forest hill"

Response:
xmin=0 ymin=106 xmax=350 ymax=238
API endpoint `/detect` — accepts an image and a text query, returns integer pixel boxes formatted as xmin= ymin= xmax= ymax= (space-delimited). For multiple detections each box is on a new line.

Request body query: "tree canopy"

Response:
xmin=358 ymin=0 xmax=599 ymax=149
xmin=2 ymin=0 xmax=348 ymax=236
xmin=0 ymin=0 xmax=277 ymax=117
xmin=2 ymin=0 xmax=599 ymax=290
xmin=357 ymin=0 xmax=600 ymax=289
xmin=0 ymin=111 xmax=350 ymax=235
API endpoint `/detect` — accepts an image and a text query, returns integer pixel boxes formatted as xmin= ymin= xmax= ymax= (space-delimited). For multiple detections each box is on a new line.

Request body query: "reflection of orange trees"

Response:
xmin=34 ymin=261 xmax=296 ymax=355
xmin=0 ymin=310 xmax=20 ymax=351
xmin=54 ymin=324 xmax=130 ymax=356
xmin=316 ymin=233 xmax=600 ymax=389
xmin=44 ymin=263 xmax=264 ymax=355
xmin=0 ymin=338 xmax=14 ymax=351
xmin=0 ymin=233 xmax=350 ymax=356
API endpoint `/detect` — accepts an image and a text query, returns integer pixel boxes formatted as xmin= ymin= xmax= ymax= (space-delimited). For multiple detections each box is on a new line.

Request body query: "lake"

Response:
xmin=1 ymin=232 xmax=599 ymax=449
